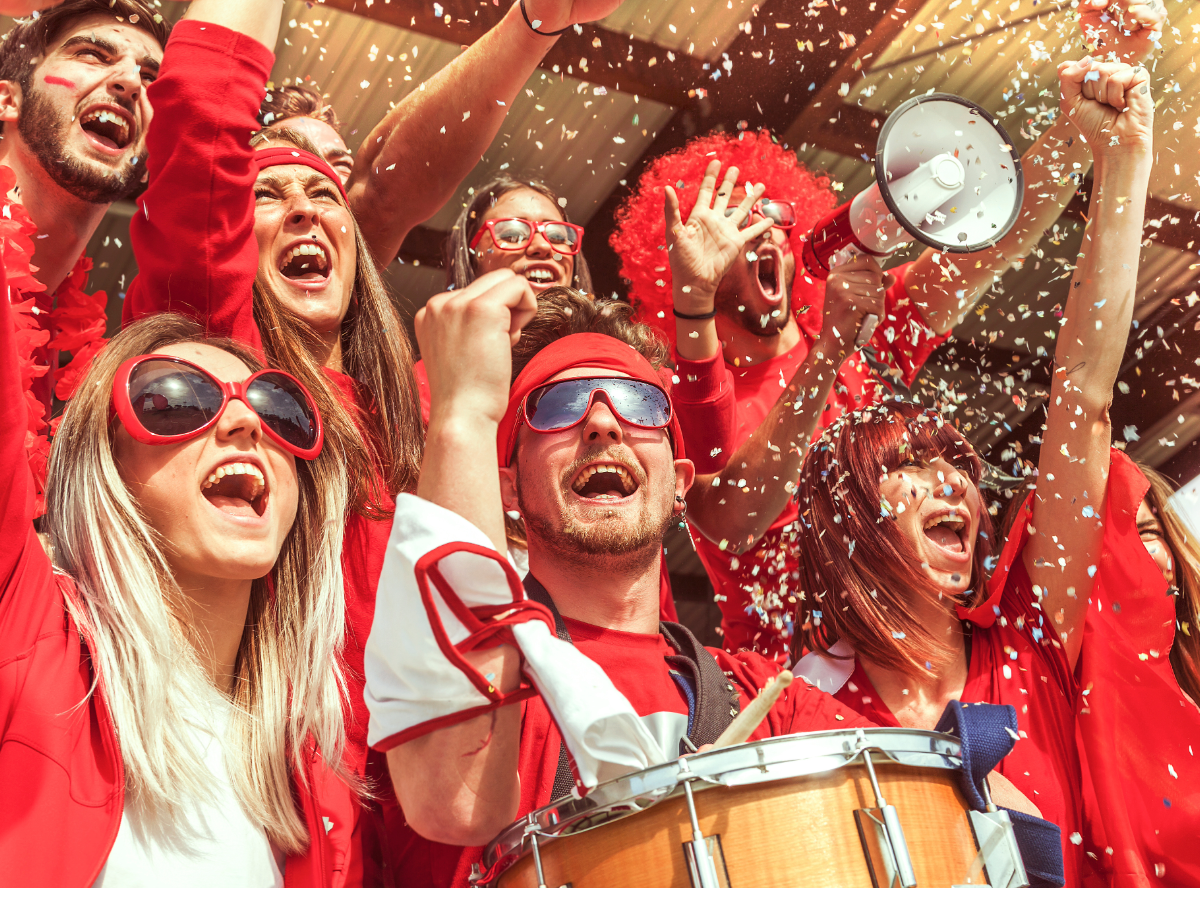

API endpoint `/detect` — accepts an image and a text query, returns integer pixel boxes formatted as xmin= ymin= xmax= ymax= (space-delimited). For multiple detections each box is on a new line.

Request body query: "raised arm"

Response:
xmin=688 ymin=257 xmax=888 ymax=551
xmin=384 ymin=268 xmax=537 ymax=845
xmin=1023 ymin=59 xmax=1153 ymax=668
xmin=347 ymin=0 xmax=625 ymax=268
xmin=121 ymin=0 xmax=283 ymax=346
xmin=909 ymin=0 xmax=1164 ymax=334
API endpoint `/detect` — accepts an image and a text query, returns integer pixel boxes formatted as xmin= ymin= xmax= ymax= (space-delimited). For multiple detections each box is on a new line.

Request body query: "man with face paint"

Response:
xmin=0 ymin=0 xmax=169 ymax=513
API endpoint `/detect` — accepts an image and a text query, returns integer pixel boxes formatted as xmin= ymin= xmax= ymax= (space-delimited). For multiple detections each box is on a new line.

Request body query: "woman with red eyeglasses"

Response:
xmin=0 ymin=284 xmax=355 ymax=885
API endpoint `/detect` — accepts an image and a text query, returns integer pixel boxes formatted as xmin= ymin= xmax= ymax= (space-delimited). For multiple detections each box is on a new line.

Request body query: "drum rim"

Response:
xmin=479 ymin=726 xmax=963 ymax=881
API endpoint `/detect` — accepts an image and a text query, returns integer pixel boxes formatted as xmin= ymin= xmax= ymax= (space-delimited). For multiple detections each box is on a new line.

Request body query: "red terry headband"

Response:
xmin=254 ymin=146 xmax=348 ymax=202
xmin=498 ymin=332 xmax=686 ymax=466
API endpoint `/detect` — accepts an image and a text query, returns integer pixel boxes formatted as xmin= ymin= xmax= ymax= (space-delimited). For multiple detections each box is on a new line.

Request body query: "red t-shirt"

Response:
xmin=672 ymin=264 xmax=946 ymax=662
xmin=374 ymin=614 xmax=872 ymax=887
xmin=829 ymin=560 xmax=1086 ymax=887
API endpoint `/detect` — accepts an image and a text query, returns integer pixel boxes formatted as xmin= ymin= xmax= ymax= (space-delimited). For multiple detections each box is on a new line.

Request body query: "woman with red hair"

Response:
xmin=791 ymin=59 xmax=1199 ymax=886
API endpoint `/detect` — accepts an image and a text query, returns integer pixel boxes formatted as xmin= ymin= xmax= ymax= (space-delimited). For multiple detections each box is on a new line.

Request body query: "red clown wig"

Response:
xmin=610 ymin=130 xmax=839 ymax=346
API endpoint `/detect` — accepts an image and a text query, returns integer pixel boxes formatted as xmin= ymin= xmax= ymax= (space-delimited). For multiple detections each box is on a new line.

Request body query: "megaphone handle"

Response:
xmin=855 ymin=314 xmax=880 ymax=350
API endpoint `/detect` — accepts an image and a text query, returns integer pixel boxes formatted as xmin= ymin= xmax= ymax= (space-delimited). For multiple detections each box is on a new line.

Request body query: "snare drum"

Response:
xmin=477 ymin=728 xmax=1028 ymax=888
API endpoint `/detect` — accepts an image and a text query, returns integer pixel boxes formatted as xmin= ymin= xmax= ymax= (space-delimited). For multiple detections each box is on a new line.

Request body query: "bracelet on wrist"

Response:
xmin=519 ymin=0 xmax=570 ymax=36
xmin=673 ymin=307 xmax=717 ymax=320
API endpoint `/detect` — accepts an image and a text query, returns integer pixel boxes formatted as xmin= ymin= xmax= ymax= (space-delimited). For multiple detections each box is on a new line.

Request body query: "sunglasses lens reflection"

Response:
xmin=128 ymin=360 xmax=223 ymax=436
xmin=246 ymin=374 xmax=320 ymax=451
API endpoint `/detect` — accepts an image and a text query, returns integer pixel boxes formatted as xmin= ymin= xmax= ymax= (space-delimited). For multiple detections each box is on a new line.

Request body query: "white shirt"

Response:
xmin=92 ymin=700 xmax=284 ymax=888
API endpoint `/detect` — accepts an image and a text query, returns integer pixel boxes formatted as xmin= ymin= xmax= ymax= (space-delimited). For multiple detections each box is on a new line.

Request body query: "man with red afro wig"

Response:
xmin=609 ymin=0 xmax=1164 ymax=664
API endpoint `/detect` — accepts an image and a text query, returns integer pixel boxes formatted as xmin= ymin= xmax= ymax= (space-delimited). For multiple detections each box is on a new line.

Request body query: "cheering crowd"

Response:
xmin=0 ymin=0 xmax=1196 ymax=889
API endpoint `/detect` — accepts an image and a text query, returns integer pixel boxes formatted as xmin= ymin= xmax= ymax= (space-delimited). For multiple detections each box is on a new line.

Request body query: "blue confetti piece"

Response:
xmin=893 ymin=631 xmax=906 ymax=640
xmin=1082 ymin=506 xmax=1094 ymax=518
xmin=1084 ymin=70 xmax=1101 ymax=82
xmin=1088 ymin=565 xmax=1097 ymax=577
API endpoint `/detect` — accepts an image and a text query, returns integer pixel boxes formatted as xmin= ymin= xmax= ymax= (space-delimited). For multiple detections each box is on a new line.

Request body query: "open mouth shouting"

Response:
xmin=79 ymin=104 xmax=135 ymax=153
xmin=201 ymin=459 xmax=269 ymax=520
xmin=753 ymin=243 xmax=784 ymax=306
xmin=923 ymin=510 xmax=969 ymax=561
xmin=278 ymin=238 xmax=332 ymax=288
xmin=570 ymin=461 xmax=639 ymax=501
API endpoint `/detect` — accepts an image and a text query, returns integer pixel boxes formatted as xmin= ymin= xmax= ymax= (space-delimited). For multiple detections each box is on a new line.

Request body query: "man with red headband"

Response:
xmin=360 ymin=272 xmax=875 ymax=886
xmin=610 ymin=0 xmax=1164 ymax=663
xmin=0 ymin=0 xmax=169 ymax=514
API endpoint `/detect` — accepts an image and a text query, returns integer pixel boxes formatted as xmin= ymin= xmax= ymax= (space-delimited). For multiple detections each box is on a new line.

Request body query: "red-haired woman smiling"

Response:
xmin=792 ymin=56 xmax=1158 ymax=887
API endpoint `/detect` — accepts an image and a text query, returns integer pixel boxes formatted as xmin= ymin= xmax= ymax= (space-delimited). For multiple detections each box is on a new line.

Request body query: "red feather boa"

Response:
xmin=3 ymin=165 xmax=108 ymax=517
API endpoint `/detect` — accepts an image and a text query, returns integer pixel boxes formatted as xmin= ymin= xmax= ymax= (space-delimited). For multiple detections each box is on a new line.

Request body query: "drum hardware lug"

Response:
xmin=962 ymin=776 xmax=1030 ymax=888
xmin=529 ymin=831 xmax=548 ymax=888
xmin=854 ymin=748 xmax=918 ymax=888
xmin=677 ymin=758 xmax=730 ymax=888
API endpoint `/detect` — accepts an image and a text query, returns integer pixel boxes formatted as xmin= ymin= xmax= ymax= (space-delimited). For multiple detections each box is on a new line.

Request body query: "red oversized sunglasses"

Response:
xmin=112 ymin=355 xmax=324 ymax=460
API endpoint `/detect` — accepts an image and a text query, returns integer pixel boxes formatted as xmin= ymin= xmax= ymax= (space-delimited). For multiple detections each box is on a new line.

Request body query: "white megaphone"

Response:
xmin=800 ymin=93 xmax=1023 ymax=346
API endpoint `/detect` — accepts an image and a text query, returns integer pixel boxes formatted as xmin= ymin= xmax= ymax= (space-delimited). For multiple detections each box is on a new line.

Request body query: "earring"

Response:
xmin=675 ymin=494 xmax=687 ymax=524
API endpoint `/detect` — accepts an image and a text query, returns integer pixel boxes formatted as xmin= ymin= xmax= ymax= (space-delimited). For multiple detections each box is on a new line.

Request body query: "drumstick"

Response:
xmin=712 ymin=671 xmax=793 ymax=748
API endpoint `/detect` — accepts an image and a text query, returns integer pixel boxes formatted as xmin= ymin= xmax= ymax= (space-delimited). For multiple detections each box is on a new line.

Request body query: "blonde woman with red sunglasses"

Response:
xmin=0 ymin=286 xmax=354 ymax=886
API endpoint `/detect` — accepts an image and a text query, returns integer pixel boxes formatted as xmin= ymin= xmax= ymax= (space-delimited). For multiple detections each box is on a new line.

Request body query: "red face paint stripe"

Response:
xmin=43 ymin=75 xmax=76 ymax=89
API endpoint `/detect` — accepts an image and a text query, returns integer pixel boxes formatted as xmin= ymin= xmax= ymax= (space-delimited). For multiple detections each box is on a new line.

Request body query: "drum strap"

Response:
xmin=936 ymin=700 xmax=1065 ymax=888
xmin=523 ymin=575 xmax=740 ymax=800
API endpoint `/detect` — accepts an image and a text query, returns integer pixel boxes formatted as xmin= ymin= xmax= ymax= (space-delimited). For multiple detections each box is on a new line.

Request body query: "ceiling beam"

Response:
xmin=316 ymin=0 xmax=708 ymax=110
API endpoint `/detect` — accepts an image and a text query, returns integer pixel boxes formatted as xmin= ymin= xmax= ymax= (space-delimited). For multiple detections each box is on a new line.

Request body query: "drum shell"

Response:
xmin=496 ymin=753 xmax=982 ymax=887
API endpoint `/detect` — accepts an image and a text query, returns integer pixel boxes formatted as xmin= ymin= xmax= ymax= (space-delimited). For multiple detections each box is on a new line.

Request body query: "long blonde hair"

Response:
xmin=1139 ymin=464 xmax=1200 ymax=706
xmin=44 ymin=314 xmax=349 ymax=852
xmin=251 ymin=127 xmax=424 ymax=514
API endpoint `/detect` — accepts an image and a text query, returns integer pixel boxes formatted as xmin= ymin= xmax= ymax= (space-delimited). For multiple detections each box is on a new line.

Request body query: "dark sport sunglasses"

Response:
xmin=724 ymin=198 xmax=798 ymax=231
xmin=470 ymin=218 xmax=585 ymax=255
xmin=522 ymin=377 xmax=673 ymax=434
xmin=111 ymin=355 xmax=324 ymax=459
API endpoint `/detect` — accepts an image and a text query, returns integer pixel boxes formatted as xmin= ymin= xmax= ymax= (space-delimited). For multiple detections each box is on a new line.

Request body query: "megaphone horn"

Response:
xmin=800 ymin=93 xmax=1024 ymax=346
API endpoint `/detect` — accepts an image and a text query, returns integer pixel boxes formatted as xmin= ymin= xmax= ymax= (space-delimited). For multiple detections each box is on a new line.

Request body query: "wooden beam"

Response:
xmin=1060 ymin=177 xmax=1200 ymax=253
xmin=316 ymin=0 xmax=709 ymax=110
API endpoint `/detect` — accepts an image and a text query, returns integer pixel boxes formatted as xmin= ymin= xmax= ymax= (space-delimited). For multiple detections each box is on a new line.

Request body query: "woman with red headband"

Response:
xmin=789 ymin=60 xmax=1200 ymax=886
xmin=0 ymin=273 xmax=357 ymax=885
xmin=119 ymin=0 xmax=423 ymax=789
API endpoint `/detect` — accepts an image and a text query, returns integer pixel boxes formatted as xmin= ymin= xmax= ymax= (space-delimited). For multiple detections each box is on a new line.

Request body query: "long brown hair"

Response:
xmin=791 ymin=401 xmax=994 ymax=678
xmin=446 ymin=174 xmax=594 ymax=294
xmin=46 ymin=314 xmax=350 ymax=852
xmin=1138 ymin=463 xmax=1200 ymax=706
xmin=251 ymin=128 xmax=424 ymax=510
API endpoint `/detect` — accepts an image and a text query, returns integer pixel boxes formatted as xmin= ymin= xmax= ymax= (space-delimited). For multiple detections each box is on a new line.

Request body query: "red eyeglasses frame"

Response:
xmin=469 ymin=218 xmax=586 ymax=255
xmin=111 ymin=354 xmax=324 ymax=460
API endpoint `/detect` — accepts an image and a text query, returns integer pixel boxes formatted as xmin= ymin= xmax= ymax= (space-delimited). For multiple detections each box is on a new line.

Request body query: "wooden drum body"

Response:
xmin=478 ymin=728 xmax=1029 ymax=888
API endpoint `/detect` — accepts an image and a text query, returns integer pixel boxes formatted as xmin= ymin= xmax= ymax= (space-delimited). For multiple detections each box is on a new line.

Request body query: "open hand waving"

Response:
xmin=665 ymin=160 xmax=775 ymax=315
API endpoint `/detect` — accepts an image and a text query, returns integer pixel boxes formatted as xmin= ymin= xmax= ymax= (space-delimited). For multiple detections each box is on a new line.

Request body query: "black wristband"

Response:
xmin=672 ymin=308 xmax=717 ymax=320
xmin=519 ymin=0 xmax=571 ymax=36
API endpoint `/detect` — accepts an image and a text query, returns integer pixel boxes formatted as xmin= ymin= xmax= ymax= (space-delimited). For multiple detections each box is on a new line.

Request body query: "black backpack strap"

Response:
xmin=523 ymin=575 xmax=578 ymax=800
xmin=660 ymin=621 xmax=742 ymax=748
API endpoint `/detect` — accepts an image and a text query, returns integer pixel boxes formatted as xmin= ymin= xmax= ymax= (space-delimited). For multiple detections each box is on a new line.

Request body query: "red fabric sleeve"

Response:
xmin=121 ymin=20 xmax=275 ymax=351
xmin=672 ymin=353 xmax=738 ymax=475
xmin=868 ymin=261 xmax=948 ymax=387
xmin=1074 ymin=450 xmax=1200 ymax=887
